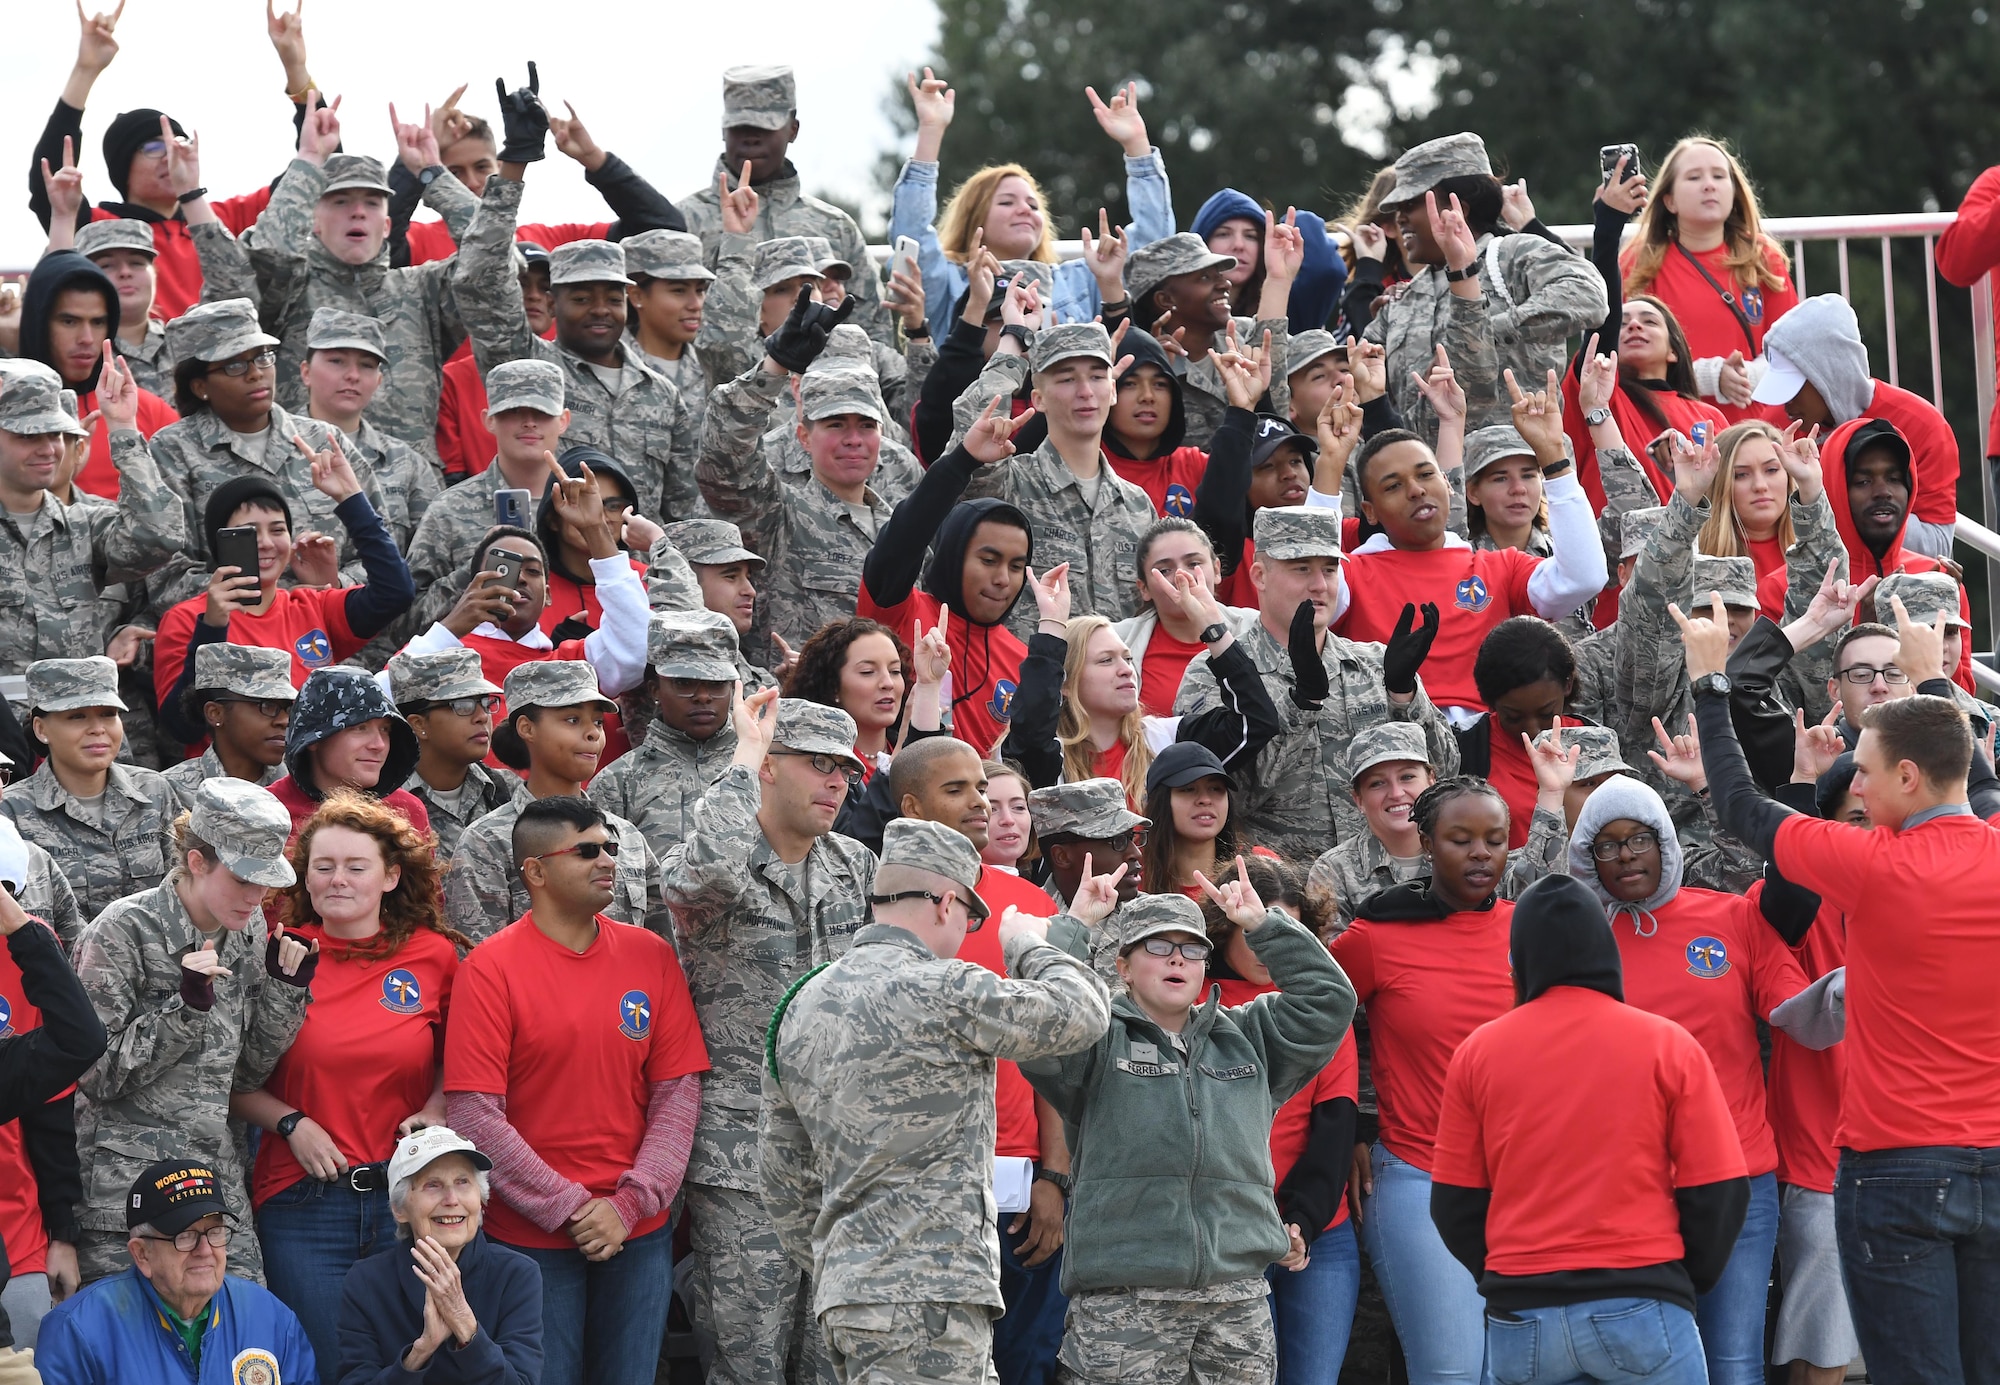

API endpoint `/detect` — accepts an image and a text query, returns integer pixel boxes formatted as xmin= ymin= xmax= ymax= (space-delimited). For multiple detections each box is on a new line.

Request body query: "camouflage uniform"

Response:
xmin=625 ymin=229 xmax=723 ymax=433
xmin=383 ymin=648 xmax=524 ymax=859
xmin=661 ymin=700 xmax=878 ymax=1385
xmin=303 ymin=303 xmax=446 ymax=544
xmin=1570 ymin=506 xmax=1668 ymax=726
xmin=763 ymin=327 xmax=924 ymax=503
xmin=1774 ymin=493 xmax=1854 ymax=728
xmin=1175 ymin=509 xmax=1457 ymax=860
xmin=0 ymin=748 xmax=87 ymax=944
xmin=69 ymin=779 xmax=308 ymax=1285
xmin=646 ymin=526 xmax=777 ymax=693
xmin=761 ymin=819 xmax=1110 ymax=1385
xmin=1874 ymin=571 xmax=1994 ymax=727
xmin=77 ymin=220 xmax=178 ymax=397
xmin=1126 ymin=234 xmax=1290 ymax=446
xmin=1303 ymin=723 xmax=1435 ymax=929
xmin=452 ymin=187 xmax=701 ymax=525
xmin=162 ymin=749 xmax=284 ymax=811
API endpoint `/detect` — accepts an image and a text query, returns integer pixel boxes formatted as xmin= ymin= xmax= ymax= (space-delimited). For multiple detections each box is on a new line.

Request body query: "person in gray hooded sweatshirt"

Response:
xmin=1750 ymin=293 xmax=1958 ymax=558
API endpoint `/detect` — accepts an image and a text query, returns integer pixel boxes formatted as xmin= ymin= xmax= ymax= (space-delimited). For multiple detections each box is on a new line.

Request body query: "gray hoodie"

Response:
xmin=1761 ymin=293 xmax=1874 ymax=422
xmin=1566 ymin=775 xmax=1685 ymax=935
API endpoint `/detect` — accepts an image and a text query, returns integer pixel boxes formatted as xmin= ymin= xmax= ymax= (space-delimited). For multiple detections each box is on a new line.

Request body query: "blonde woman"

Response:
xmin=1696 ymin=419 xmax=1839 ymax=621
xmin=1620 ymin=137 xmax=1799 ymax=419
xmin=891 ymin=68 xmax=1176 ymax=339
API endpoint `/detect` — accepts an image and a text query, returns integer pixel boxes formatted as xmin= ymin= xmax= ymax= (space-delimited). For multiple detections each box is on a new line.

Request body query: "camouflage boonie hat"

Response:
xmin=1537 ymin=724 xmax=1631 ymax=782
xmin=1253 ymin=505 xmax=1344 ymax=562
xmin=1381 ymin=132 xmax=1493 ymax=209
xmin=485 ymin=359 xmax=565 ymax=416
xmin=622 ymin=229 xmax=714 ymax=283
xmin=1876 ymin=570 xmax=1970 ymax=631
xmin=320 ymin=153 xmax=394 ymax=196
xmin=76 ymin=218 xmax=156 ymax=260
xmin=305 ymin=306 xmax=388 ymax=359
xmin=805 ymin=235 xmax=852 ymax=280
xmin=1027 ymin=778 xmax=1148 ymax=840
xmin=1620 ymin=506 xmax=1669 ymax=560
xmin=505 ymin=659 xmax=615 ymax=713
xmin=1029 ymin=322 xmax=1114 ymax=375
xmin=28 ymin=656 xmax=126 ymax=713
xmin=0 ymin=360 xmax=88 ymax=437
xmin=1347 ymin=722 xmax=1432 ymax=783
xmin=190 ymin=778 xmax=296 ymax=888
xmin=60 ymin=389 xmax=80 ymax=425
xmin=1287 ymin=329 xmax=1347 ymax=378
xmin=1117 ymin=893 xmax=1209 ymax=950
xmin=722 ymin=64 xmax=796 ymax=131
xmin=192 ymin=644 xmax=296 ymax=703
xmin=1125 ymin=232 xmax=1235 ymax=308
xmin=752 ymin=237 xmax=823 ymax=292
xmin=648 ymin=610 xmax=740 ymax=682
xmin=773 ymin=698 xmax=862 ymax=772
xmin=664 ymin=518 xmax=763 ymax=569
xmin=878 ymin=817 xmax=991 ymax=920
xmin=1463 ymin=425 xmax=1535 ymax=480
xmin=799 ymin=366 xmax=882 ymax=424
xmin=165 ymin=297 xmax=280 ymax=366
xmin=549 ymin=239 xmax=632 ymax=288
xmin=1691 ymin=555 xmax=1759 ymax=611
xmin=386 ymin=648 xmax=502 ymax=706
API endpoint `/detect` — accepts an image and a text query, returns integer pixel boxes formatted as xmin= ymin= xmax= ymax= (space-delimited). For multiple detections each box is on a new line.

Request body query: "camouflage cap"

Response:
xmin=773 ymin=698 xmax=863 ymax=772
xmin=1620 ymin=506 xmax=1669 ymax=560
xmin=549 ymin=239 xmax=632 ymax=288
xmin=305 ymin=306 xmax=388 ymax=360
xmin=1027 ymin=778 xmax=1148 ymax=841
xmin=722 ymin=63 xmax=797 ymax=131
xmin=664 ymin=518 xmax=764 ymax=569
xmin=1876 ymin=570 xmax=1971 ymax=630
xmin=75 ymin=218 xmax=156 ymax=260
xmin=752 ymin=237 xmax=823 ymax=292
xmin=1125 ymin=232 xmax=1235 ymax=308
xmin=320 ymin=153 xmax=394 ymax=197
xmin=0 ymin=360 xmax=88 ymax=438
xmin=1253 ymin=505 xmax=1344 ymax=562
xmin=27 ymin=656 xmax=126 ymax=713
xmin=1116 ymin=893 xmax=1209 ymax=950
xmin=799 ymin=365 xmax=883 ymax=423
xmin=805 ymin=235 xmax=851 ymax=280
xmin=999 ymin=260 xmax=1056 ymax=297
xmin=1029 ymin=321 xmax=1114 ymax=375
xmin=878 ymin=817 xmax=991 ymax=920
xmin=192 ymin=643 xmax=297 ymax=703
xmin=819 ymin=324 xmax=874 ymax=364
xmin=1538 ymin=724 xmax=1632 ymax=782
xmin=504 ymin=659 xmax=615 ymax=712
xmin=485 ymin=359 xmax=565 ymax=416
xmin=1347 ymin=722 xmax=1433 ymax=783
xmin=1381 ymin=132 xmax=1493 ymax=209
xmin=1287 ymin=328 xmax=1347 ymax=378
xmin=1691 ymin=555 xmax=1759 ymax=611
xmin=648 ymin=609 xmax=741 ymax=682
xmin=164 ymin=297 xmax=280 ymax=366
xmin=386 ymin=648 xmax=502 ymax=706
xmin=60 ymin=389 xmax=80 ymax=425
xmin=190 ymin=778 xmax=296 ymax=888
xmin=1463 ymin=424 xmax=1535 ymax=480
xmin=622 ymin=229 xmax=715 ymax=283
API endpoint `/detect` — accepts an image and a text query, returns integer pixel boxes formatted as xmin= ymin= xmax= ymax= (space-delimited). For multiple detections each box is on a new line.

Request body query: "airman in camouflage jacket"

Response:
xmin=405 ymin=762 xmax=527 ymax=863
xmin=587 ymin=718 xmax=740 ymax=864
xmin=14 ymin=837 xmax=84 ymax=953
xmin=1 ymin=759 xmax=180 ymax=935
xmin=162 ymin=749 xmax=284 ymax=813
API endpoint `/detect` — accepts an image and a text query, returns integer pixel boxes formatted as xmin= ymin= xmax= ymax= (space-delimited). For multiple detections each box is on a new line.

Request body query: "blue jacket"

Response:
xmin=1192 ymin=187 xmax=1348 ymax=335
xmin=36 ymin=1267 xmax=318 ymax=1385
xmin=336 ymin=1232 xmax=542 ymax=1384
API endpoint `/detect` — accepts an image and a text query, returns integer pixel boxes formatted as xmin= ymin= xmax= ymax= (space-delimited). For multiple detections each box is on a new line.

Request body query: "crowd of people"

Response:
xmin=0 ymin=5 xmax=1998 ymax=1385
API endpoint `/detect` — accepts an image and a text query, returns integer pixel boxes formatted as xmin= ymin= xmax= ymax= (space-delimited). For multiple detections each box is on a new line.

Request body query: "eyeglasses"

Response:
xmin=770 ymin=749 xmax=852 ymax=776
xmin=439 ymin=695 xmax=500 ymax=715
xmin=1137 ymin=938 xmax=1211 ymax=962
xmin=535 ymin=839 xmax=620 ymax=862
xmin=215 ymin=697 xmax=291 ymax=719
xmin=869 ymin=889 xmax=981 ymax=931
xmin=139 ymin=1225 xmax=232 ymax=1253
xmin=209 ymin=350 xmax=278 ymax=378
xmin=137 ymin=138 xmax=189 ymax=158
xmin=1590 ymin=830 xmax=1661 ymax=862
xmin=1838 ymin=664 xmax=1910 ymax=686
xmin=1094 ymin=829 xmax=1147 ymax=853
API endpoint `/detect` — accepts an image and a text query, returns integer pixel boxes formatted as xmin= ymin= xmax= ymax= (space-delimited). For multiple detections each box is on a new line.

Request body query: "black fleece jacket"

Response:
xmin=385 ymin=151 xmax=685 ymax=269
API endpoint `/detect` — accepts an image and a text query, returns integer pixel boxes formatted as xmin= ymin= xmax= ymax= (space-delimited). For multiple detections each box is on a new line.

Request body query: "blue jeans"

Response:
xmin=1693 ymin=1170 xmax=1776 ymax=1385
xmin=1486 ymin=1299 xmax=1707 ymax=1384
xmin=1267 ymin=1219 xmax=1360 ymax=1385
xmin=994 ymin=1207 xmax=1067 ymax=1385
xmin=1359 ymin=1143 xmax=1486 ymax=1383
xmin=1835 ymin=1145 xmax=2000 ymax=1385
xmin=256 ymin=1175 xmax=399 ymax=1376
xmin=507 ymin=1222 xmax=673 ymax=1385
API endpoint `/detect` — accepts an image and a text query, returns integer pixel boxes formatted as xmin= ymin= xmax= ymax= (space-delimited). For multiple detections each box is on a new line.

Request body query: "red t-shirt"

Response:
xmin=1329 ymin=902 xmax=1516 ymax=1172
xmin=1935 ymin=163 xmax=2000 ymax=456
xmin=1104 ymin=444 xmax=1209 ymax=518
xmin=1747 ymin=536 xmax=1788 ymax=624
xmin=269 ymin=775 xmax=430 ymax=842
xmin=1216 ymin=975 xmax=1358 ymax=1231
xmin=1768 ymin=908 xmax=1847 ymax=1192
xmin=1138 ymin=627 xmax=1209 ymax=720
xmin=1610 ymin=885 xmax=1808 ymax=1176
xmin=954 ymin=866 xmax=1060 ymax=1160
xmin=0 ymin=926 xmax=59 ymax=1276
xmin=251 ymin=926 xmax=459 ymax=1207
xmin=1336 ymin=545 xmax=1542 ymax=712
xmin=86 ymin=189 xmax=273 ymax=320
xmin=1860 ymin=382 xmax=1962 ymax=528
xmin=444 ymin=912 xmax=710 ymax=1248
xmin=1621 ymin=239 xmax=1798 ymax=426
xmin=855 ymin=584 xmax=1026 ymax=759
xmin=1774 ymin=813 xmax=2000 ymax=1151
xmin=1215 ymin=538 xmax=1259 ymax=609
xmin=154 ymin=587 xmax=366 ymax=708
xmin=72 ymin=387 xmax=178 ymax=500
xmin=542 ymin=559 xmax=647 ymax=638
xmin=1485 ymin=714 xmax=1585 ymax=850
xmin=1431 ymin=985 xmax=1746 ymax=1276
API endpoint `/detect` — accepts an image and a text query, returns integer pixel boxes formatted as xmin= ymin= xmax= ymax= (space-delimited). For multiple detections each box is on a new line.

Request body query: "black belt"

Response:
xmin=343 ymin=1163 xmax=389 ymax=1194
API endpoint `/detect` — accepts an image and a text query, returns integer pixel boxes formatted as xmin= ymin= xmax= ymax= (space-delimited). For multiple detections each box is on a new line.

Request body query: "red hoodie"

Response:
xmin=1936 ymin=163 xmax=2000 ymax=458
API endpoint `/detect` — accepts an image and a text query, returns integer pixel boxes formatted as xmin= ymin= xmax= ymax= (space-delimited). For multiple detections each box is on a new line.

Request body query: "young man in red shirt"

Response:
xmin=1430 ymin=873 xmax=1749 ymax=1385
xmin=445 ymin=795 xmax=707 ymax=1385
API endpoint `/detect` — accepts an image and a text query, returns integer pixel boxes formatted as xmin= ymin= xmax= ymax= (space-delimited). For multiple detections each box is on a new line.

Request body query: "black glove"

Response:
xmin=1288 ymin=600 xmax=1329 ymax=711
xmin=763 ymin=285 xmax=857 ymax=374
xmin=265 ymin=932 xmax=320 ymax=990
xmin=178 ymin=962 xmax=217 ymax=1013
xmin=1382 ymin=601 xmax=1440 ymax=697
xmin=494 ymin=62 xmax=549 ymax=165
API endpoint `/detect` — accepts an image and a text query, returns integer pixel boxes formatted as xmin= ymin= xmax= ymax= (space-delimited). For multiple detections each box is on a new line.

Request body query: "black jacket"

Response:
xmin=336 ymin=1232 xmax=542 ymax=1384
xmin=20 ymin=250 xmax=120 ymax=393
xmin=385 ymin=151 xmax=685 ymax=269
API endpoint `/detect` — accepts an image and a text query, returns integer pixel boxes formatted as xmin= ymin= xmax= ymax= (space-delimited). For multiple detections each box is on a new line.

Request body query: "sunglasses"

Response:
xmin=535 ymin=839 xmax=620 ymax=862
xmin=868 ymin=889 xmax=982 ymax=931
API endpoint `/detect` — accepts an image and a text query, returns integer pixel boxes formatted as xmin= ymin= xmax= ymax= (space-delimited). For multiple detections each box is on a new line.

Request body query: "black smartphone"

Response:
xmin=1600 ymin=143 xmax=1640 ymax=184
xmin=483 ymin=545 xmax=523 ymax=594
xmin=214 ymin=525 xmax=261 ymax=583
xmin=494 ymin=487 xmax=531 ymax=530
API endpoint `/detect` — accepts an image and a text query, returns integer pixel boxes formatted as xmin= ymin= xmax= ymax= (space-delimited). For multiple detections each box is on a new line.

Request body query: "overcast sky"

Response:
xmin=1 ymin=0 xmax=938 ymax=267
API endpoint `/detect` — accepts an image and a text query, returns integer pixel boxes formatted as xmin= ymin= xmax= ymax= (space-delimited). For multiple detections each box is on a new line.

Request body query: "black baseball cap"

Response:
xmin=1248 ymin=414 xmax=1318 ymax=467
xmin=128 ymin=1159 xmax=233 ymax=1234
xmin=1146 ymin=742 xmax=1235 ymax=798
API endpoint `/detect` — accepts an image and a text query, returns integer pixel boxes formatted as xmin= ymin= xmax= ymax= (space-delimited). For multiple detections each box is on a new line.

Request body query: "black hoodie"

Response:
xmin=20 ymin=250 xmax=119 ymax=393
xmin=1101 ymin=327 xmax=1187 ymax=458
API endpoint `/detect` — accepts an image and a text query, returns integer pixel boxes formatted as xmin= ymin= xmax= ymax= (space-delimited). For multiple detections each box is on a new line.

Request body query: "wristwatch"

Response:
xmin=275 ymin=1111 xmax=308 ymax=1139
xmin=1000 ymin=323 xmax=1035 ymax=353
xmin=1033 ymin=1168 xmax=1072 ymax=1196
xmin=1691 ymin=672 xmax=1732 ymax=697
xmin=1444 ymin=263 xmax=1479 ymax=283
xmin=1200 ymin=621 xmax=1227 ymax=644
xmin=1582 ymin=406 xmax=1613 ymax=428
xmin=416 ymin=165 xmax=446 ymax=188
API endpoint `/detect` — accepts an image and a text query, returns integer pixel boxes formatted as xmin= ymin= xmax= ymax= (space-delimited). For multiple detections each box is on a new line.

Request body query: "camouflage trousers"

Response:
xmin=1056 ymin=1286 xmax=1277 ymax=1385
xmin=822 ymin=1303 xmax=998 ymax=1385
xmin=686 ymin=1181 xmax=835 ymax=1385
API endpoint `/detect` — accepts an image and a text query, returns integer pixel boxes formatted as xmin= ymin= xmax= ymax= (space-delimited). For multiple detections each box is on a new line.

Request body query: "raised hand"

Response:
xmin=1575 ymin=333 xmax=1617 ymax=414
xmin=1194 ymin=855 xmax=1269 ymax=930
xmin=265 ymin=0 xmax=309 ymax=85
xmin=1349 ymin=222 xmax=1387 ymax=263
xmin=1382 ymin=601 xmax=1441 ymax=697
xmin=1079 ymin=209 xmax=1129 ymax=298
xmin=1499 ymin=179 xmax=1536 ymax=230
xmin=718 ymin=161 xmax=760 ymax=236
xmin=962 ymin=394 xmax=1037 ymax=465
xmin=179 ymin=934 xmax=231 ymax=1010
xmin=1668 ymin=592 xmax=1732 ymax=680
xmin=390 ymin=102 xmax=440 ymax=175
xmin=1314 ymin=382 xmax=1363 ymax=497
xmin=1346 ymin=335 xmax=1387 ymax=404
xmin=294 ymin=432 xmax=362 ymax=502
xmin=1263 ymin=210 xmax=1305 ymax=284
xmin=1068 ymin=854 xmax=1125 ymax=927
xmin=1414 ymin=345 xmax=1468 ymax=433
xmin=1792 ymin=706 xmax=1845 ymax=784
xmin=730 ymin=685 xmax=780 ymax=767
xmin=1426 ymin=190 xmax=1479 ymax=273
xmin=203 ymin=558 xmax=263 ymax=628
xmin=164 ymin=118 xmax=203 ymax=198
xmin=265 ymin=916 xmax=319 ymax=983
xmin=1212 ymin=331 xmax=1272 ymax=412
xmin=1888 ymin=596 xmax=1948 ymax=685
xmin=299 ymin=89 xmax=343 ymax=168
xmin=906 ymin=67 xmax=955 ymax=161
xmin=41 ymin=137 xmax=85 ymax=228
xmin=961 ymin=231 xmax=1000 ymax=325
xmin=886 ymin=265 xmax=927 ymax=334
xmin=763 ymin=284 xmax=854 ymax=373
xmin=1085 ymin=82 xmax=1150 ymax=157
xmin=1287 ymin=600 xmax=1329 ymax=710
xmin=1504 ymin=367 xmax=1566 ymax=465
xmin=1776 ymin=419 xmax=1824 ymax=504
xmin=548 ymin=101 xmax=607 ymax=171
xmin=441 ymin=567 xmax=518 ymax=638
xmin=912 ymin=611 xmax=952 ymax=684
xmin=1147 ymin=565 xmax=1224 ymax=634
xmin=1647 ymin=714 xmax=1708 ymax=792
xmin=1000 ymin=274 xmax=1045 ymax=331
xmin=1663 ymin=428 xmax=1721 ymax=505
xmin=1525 ymin=729 xmax=1579 ymax=796
xmin=493 ymin=62 xmax=549 ymax=166
xmin=431 ymin=84 xmax=473 ymax=150
xmin=74 ymin=0 xmax=124 ymax=76
xmin=1596 ymin=153 xmax=1648 ymax=217
xmin=95 ymin=345 xmax=140 ymax=433
xmin=1793 ymin=556 xmax=1875 ymax=648
xmin=1026 ymin=562 xmax=1072 ymax=627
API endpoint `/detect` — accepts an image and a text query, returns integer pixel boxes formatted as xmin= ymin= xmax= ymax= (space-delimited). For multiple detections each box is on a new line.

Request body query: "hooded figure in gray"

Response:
xmin=1565 ymin=775 xmax=1685 ymax=937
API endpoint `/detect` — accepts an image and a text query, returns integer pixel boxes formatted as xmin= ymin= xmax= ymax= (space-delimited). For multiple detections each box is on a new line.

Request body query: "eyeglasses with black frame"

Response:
xmin=1837 ymin=663 xmax=1910 ymax=686
xmin=769 ymin=749 xmax=852 ymax=776
xmin=1589 ymin=830 xmax=1661 ymax=862
xmin=138 ymin=1224 xmax=233 ymax=1253
xmin=1136 ymin=937 xmax=1211 ymax=962
xmin=208 ymin=349 xmax=278 ymax=378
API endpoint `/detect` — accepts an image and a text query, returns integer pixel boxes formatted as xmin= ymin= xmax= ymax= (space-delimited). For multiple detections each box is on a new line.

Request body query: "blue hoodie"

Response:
xmin=1191 ymin=188 xmax=1347 ymax=334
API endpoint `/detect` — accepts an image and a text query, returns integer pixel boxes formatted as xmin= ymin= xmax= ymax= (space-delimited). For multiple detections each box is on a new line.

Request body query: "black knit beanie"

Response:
xmin=203 ymin=476 xmax=292 ymax=559
xmin=103 ymin=109 xmax=185 ymax=200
